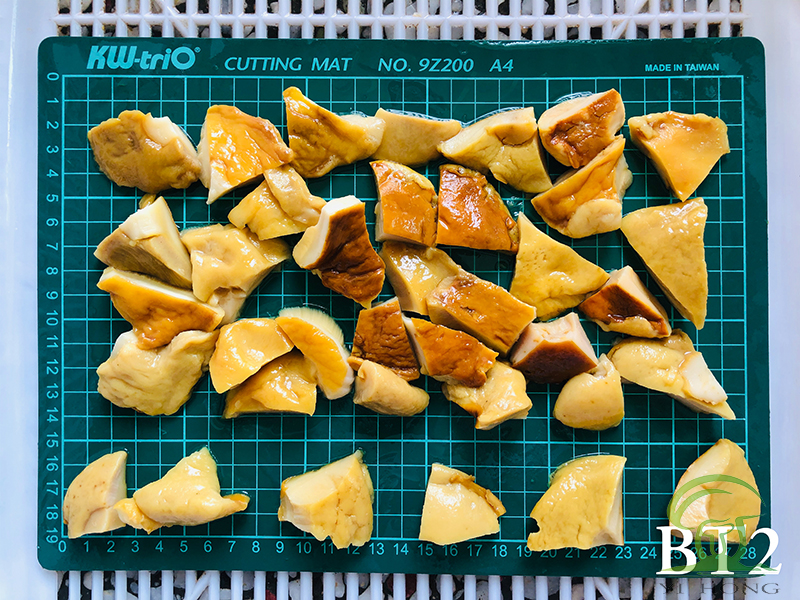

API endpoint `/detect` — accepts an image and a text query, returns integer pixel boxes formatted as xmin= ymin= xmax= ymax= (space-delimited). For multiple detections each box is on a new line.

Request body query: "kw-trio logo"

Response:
xmin=658 ymin=474 xmax=780 ymax=576
xmin=86 ymin=45 xmax=198 ymax=71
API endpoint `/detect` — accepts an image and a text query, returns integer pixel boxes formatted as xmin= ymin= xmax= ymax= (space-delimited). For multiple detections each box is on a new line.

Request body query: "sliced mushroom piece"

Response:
xmin=353 ymin=360 xmax=429 ymax=416
xmin=197 ymin=105 xmax=293 ymax=204
xmin=293 ymin=196 xmax=386 ymax=307
xmin=380 ymin=241 xmax=461 ymax=316
xmin=97 ymin=268 xmax=224 ymax=349
xmin=436 ymin=164 xmax=519 ymax=252
xmin=442 ymin=361 xmax=531 ymax=430
xmin=527 ymin=455 xmax=626 ymax=551
xmin=426 ymin=270 xmax=536 ymax=355
xmin=531 ymin=136 xmax=632 ymax=238
xmin=579 ymin=266 xmax=671 ymax=338
xmin=95 ymin=196 xmax=193 ymax=288
xmin=284 ymin=86 xmax=385 ymax=178
xmin=97 ymin=330 xmax=219 ymax=416
xmin=538 ymin=89 xmax=626 ymax=168
xmin=403 ymin=316 xmax=497 ymax=387
xmin=62 ymin=451 xmax=127 ymax=538
xmin=437 ymin=108 xmax=551 ymax=193
xmin=228 ymin=180 xmax=307 ymax=240
xmin=510 ymin=312 xmax=598 ymax=384
xmin=88 ymin=110 xmax=201 ymax=193
xmin=628 ymin=111 xmax=729 ymax=201
xmin=372 ymin=109 xmax=462 ymax=165
xmin=553 ymin=354 xmax=624 ymax=430
xmin=263 ymin=164 xmax=326 ymax=226
xmin=372 ymin=160 xmax=438 ymax=247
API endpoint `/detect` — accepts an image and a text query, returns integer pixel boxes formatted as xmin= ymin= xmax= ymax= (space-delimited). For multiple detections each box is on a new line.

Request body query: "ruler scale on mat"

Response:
xmin=37 ymin=37 xmax=768 ymax=576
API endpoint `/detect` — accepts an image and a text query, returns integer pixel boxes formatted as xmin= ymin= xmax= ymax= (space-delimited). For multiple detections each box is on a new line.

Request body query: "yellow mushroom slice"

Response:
xmin=223 ymin=350 xmax=317 ymax=418
xmin=353 ymin=360 xmax=430 ymax=416
xmin=442 ymin=362 xmax=531 ymax=430
xmin=538 ymin=89 xmax=626 ymax=168
xmin=278 ymin=451 xmax=374 ymax=549
xmin=372 ymin=109 xmax=462 ymax=165
xmin=531 ymin=136 xmax=632 ymax=238
xmin=95 ymin=196 xmax=193 ymax=288
xmin=62 ymin=451 xmax=127 ymax=539
xmin=97 ymin=268 xmax=224 ymax=349
xmin=293 ymin=196 xmax=386 ymax=308
xmin=426 ymin=270 xmax=535 ymax=355
xmin=579 ymin=266 xmax=671 ymax=338
xmin=553 ymin=354 xmax=624 ymax=430
xmin=208 ymin=318 xmax=294 ymax=393
xmin=372 ymin=160 xmax=438 ymax=247
xmin=197 ymin=105 xmax=293 ymax=204
xmin=419 ymin=464 xmax=506 ymax=545
xmin=88 ymin=110 xmax=200 ymax=193
xmin=628 ymin=111 xmax=729 ymax=201
xmin=275 ymin=307 xmax=354 ymax=399
xmin=97 ymin=330 xmax=218 ymax=416
xmin=621 ymin=198 xmax=708 ymax=329
xmin=264 ymin=164 xmax=326 ymax=224
xmin=607 ymin=330 xmax=733 ymax=419
xmin=284 ymin=86 xmax=385 ymax=178
xmin=229 ymin=181 xmax=305 ymax=240
xmin=181 ymin=224 xmax=290 ymax=324
xmin=114 ymin=498 xmax=161 ymax=534
xmin=348 ymin=298 xmax=420 ymax=381
xmin=528 ymin=455 xmax=626 ymax=551
xmin=669 ymin=439 xmax=760 ymax=544
xmin=403 ymin=317 xmax=497 ymax=387
xmin=511 ymin=312 xmax=598 ymax=384
xmin=438 ymin=108 xmax=551 ymax=193
xmin=380 ymin=241 xmax=461 ymax=316
xmin=436 ymin=164 xmax=519 ymax=252
xmin=510 ymin=214 xmax=609 ymax=321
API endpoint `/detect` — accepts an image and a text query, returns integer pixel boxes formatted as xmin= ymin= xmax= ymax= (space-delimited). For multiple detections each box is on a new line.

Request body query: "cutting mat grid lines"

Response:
xmin=39 ymin=38 xmax=768 ymax=576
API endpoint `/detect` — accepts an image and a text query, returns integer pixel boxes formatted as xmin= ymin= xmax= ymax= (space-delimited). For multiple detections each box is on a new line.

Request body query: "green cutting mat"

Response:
xmin=38 ymin=37 xmax=768 ymax=576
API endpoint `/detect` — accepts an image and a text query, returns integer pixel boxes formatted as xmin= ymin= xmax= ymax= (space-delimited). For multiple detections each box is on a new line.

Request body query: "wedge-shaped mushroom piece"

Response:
xmin=229 ymin=181 xmax=305 ymax=240
xmin=538 ymin=90 xmax=626 ymax=168
xmin=95 ymin=196 xmax=193 ymax=288
xmin=628 ymin=111 xmax=729 ymax=201
xmin=275 ymin=307 xmax=354 ymax=399
xmin=278 ymin=451 xmax=374 ymax=549
xmin=97 ymin=330 xmax=219 ymax=416
xmin=553 ymin=354 xmax=624 ymax=430
xmin=114 ymin=498 xmax=161 ymax=534
xmin=284 ymin=87 xmax=385 ymax=178
xmin=669 ymin=439 xmax=760 ymax=544
xmin=182 ymin=224 xmax=290 ymax=324
xmin=293 ymin=196 xmax=386 ymax=307
xmin=353 ymin=361 xmax=429 ymax=416
xmin=531 ymin=136 xmax=632 ymax=238
xmin=579 ymin=266 xmax=671 ymax=338
xmin=621 ymin=198 xmax=708 ymax=329
xmin=528 ymin=455 xmax=626 ymax=551
xmin=348 ymin=298 xmax=420 ymax=380
xmin=209 ymin=318 xmax=294 ymax=393
xmin=437 ymin=164 xmax=519 ymax=252
xmin=63 ymin=451 xmax=127 ymax=538
xmin=380 ymin=242 xmax=461 ymax=316
xmin=426 ymin=270 xmax=536 ymax=355
xmin=97 ymin=268 xmax=224 ymax=349
xmin=118 ymin=447 xmax=249 ymax=531
xmin=198 ymin=105 xmax=293 ymax=204
xmin=403 ymin=317 xmax=497 ymax=387
xmin=265 ymin=164 xmax=327 ymax=225
xmin=511 ymin=313 xmax=598 ymax=384
xmin=438 ymin=108 xmax=551 ymax=193
xmin=372 ymin=109 xmax=462 ymax=165
xmin=372 ymin=160 xmax=438 ymax=247
xmin=88 ymin=110 xmax=201 ymax=193
xmin=442 ymin=361 xmax=531 ymax=430
xmin=510 ymin=214 xmax=609 ymax=321
xmin=223 ymin=351 xmax=317 ymax=418
xmin=607 ymin=330 xmax=733 ymax=419
xmin=419 ymin=464 xmax=506 ymax=545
